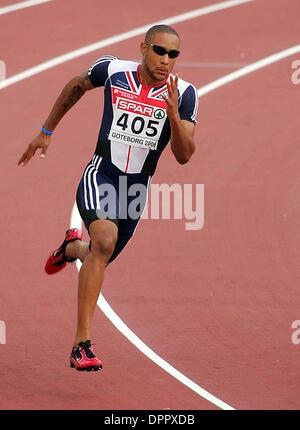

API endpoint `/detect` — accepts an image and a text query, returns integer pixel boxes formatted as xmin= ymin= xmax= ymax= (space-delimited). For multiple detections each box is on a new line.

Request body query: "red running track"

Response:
xmin=0 ymin=0 xmax=300 ymax=409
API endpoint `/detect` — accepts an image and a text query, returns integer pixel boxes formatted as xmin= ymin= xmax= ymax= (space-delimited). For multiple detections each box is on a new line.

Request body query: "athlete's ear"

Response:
xmin=140 ymin=42 xmax=146 ymax=56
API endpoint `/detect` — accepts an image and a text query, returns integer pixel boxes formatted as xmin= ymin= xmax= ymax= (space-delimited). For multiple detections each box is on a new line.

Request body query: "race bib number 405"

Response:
xmin=109 ymin=98 xmax=167 ymax=150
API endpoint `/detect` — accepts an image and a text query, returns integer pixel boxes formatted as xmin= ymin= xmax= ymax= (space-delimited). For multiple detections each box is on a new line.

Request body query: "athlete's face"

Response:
xmin=140 ymin=32 xmax=180 ymax=83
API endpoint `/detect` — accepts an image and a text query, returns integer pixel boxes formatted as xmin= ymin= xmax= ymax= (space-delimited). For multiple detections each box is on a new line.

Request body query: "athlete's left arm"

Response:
xmin=164 ymin=75 xmax=196 ymax=165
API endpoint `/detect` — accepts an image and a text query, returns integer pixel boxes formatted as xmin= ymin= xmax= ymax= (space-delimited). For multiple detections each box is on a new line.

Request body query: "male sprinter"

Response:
xmin=18 ymin=25 xmax=198 ymax=372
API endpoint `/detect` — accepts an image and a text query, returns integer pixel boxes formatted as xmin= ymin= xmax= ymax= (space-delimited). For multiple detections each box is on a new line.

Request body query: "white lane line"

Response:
xmin=70 ymin=203 xmax=235 ymax=411
xmin=70 ymin=42 xmax=300 ymax=410
xmin=0 ymin=0 xmax=51 ymax=15
xmin=177 ymin=61 xmax=248 ymax=69
xmin=131 ymin=60 xmax=248 ymax=69
xmin=0 ymin=0 xmax=254 ymax=90
xmin=198 ymin=44 xmax=300 ymax=97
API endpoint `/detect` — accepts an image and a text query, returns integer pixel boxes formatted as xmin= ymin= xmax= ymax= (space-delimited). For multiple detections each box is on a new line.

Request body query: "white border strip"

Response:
xmin=0 ymin=0 xmax=51 ymax=15
xmin=0 ymin=0 xmax=254 ymax=90
xmin=70 ymin=43 xmax=300 ymax=410
xmin=2 ymin=0 xmax=298 ymax=410
xmin=3 ymin=0 xmax=297 ymax=410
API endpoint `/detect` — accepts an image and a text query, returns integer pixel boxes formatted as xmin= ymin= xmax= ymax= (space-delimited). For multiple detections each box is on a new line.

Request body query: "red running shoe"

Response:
xmin=45 ymin=228 xmax=82 ymax=275
xmin=70 ymin=340 xmax=103 ymax=372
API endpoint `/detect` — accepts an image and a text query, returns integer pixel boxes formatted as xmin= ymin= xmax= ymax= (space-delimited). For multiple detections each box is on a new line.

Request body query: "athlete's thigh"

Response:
xmin=76 ymin=156 xmax=119 ymax=231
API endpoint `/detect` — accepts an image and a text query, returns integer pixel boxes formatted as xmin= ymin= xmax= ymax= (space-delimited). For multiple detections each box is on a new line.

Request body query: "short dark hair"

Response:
xmin=145 ymin=25 xmax=180 ymax=43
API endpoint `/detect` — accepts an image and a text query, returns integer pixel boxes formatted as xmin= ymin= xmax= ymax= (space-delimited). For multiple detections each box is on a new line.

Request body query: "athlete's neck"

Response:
xmin=138 ymin=64 xmax=166 ymax=87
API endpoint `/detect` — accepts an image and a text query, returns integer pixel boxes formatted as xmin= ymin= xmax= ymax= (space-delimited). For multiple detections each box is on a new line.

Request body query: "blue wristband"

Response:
xmin=41 ymin=127 xmax=53 ymax=136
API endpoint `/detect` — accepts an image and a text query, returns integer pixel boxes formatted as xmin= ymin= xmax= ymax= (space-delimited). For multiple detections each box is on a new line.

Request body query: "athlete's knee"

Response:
xmin=92 ymin=234 xmax=116 ymax=259
xmin=89 ymin=221 xmax=118 ymax=261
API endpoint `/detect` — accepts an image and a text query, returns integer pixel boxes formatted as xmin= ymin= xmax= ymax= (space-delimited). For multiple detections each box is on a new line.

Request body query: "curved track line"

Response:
xmin=0 ymin=0 xmax=51 ymax=15
xmin=70 ymin=43 xmax=300 ymax=410
xmin=0 ymin=0 xmax=254 ymax=90
xmin=70 ymin=203 xmax=235 ymax=411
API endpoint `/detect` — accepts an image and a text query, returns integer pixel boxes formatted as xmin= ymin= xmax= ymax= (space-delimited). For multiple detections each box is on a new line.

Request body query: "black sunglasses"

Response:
xmin=146 ymin=43 xmax=180 ymax=59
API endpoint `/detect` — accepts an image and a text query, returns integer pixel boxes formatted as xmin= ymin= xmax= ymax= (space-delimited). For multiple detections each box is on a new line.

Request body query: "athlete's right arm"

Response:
xmin=18 ymin=72 xmax=95 ymax=166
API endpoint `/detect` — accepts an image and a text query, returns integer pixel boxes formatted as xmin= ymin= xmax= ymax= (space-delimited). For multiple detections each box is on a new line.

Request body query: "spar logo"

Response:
xmin=154 ymin=109 xmax=165 ymax=119
xmin=117 ymin=99 xmax=154 ymax=117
